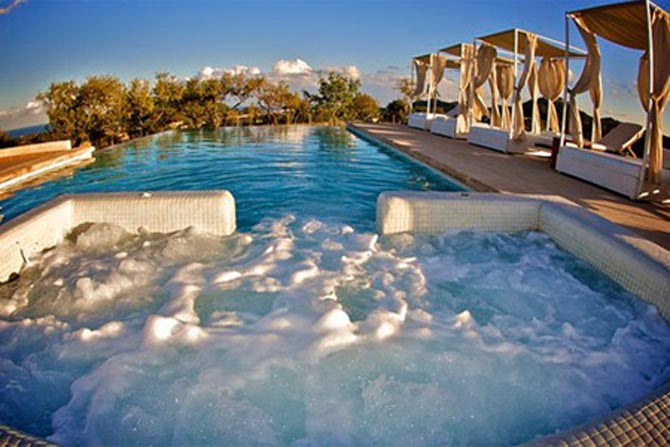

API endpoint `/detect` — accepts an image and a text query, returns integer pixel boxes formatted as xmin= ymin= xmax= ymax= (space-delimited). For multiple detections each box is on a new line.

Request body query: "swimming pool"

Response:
xmin=1 ymin=126 xmax=669 ymax=446
xmin=0 ymin=126 xmax=462 ymax=230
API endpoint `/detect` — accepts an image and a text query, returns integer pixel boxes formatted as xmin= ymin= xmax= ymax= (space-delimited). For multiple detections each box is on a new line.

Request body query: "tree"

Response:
xmin=152 ymin=73 xmax=184 ymax=129
xmin=382 ymin=99 xmax=409 ymax=124
xmin=35 ymin=66 xmax=391 ymax=147
xmin=126 ymin=78 xmax=154 ymax=137
xmin=37 ymin=81 xmax=83 ymax=144
xmin=256 ymin=79 xmax=293 ymax=125
xmin=0 ymin=130 xmax=13 ymax=148
xmin=293 ymin=95 xmax=313 ymax=125
xmin=78 ymin=75 xmax=128 ymax=147
xmin=352 ymin=93 xmax=379 ymax=122
xmin=200 ymin=78 xmax=227 ymax=128
xmin=181 ymin=78 xmax=207 ymax=129
xmin=281 ymin=91 xmax=303 ymax=125
xmin=313 ymin=72 xmax=361 ymax=124
xmin=395 ymin=77 xmax=415 ymax=104
xmin=227 ymin=72 xmax=263 ymax=111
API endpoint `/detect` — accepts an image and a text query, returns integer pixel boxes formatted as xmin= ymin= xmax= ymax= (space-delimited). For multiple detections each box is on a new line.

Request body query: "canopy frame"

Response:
xmin=474 ymin=28 xmax=585 ymax=138
xmin=410 ymin=53 xmax=432 ymax=115
xmin=435 ymin=43 xmax=470 ymax=112
xmin=559 ymin=0 xmax=668 ymax=200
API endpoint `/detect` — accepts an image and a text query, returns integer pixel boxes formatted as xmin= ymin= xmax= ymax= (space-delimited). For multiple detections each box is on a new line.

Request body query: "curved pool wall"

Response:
xmin=0 ymin=191 xmax=236 ymax=282
xmin=377 ymin=191 xmax=670 ymax=446
xmin=1 ymin=190 xmax=668 ymax=446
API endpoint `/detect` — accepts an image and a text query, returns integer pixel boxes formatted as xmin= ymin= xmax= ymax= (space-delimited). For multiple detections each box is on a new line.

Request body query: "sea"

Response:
xmin=5 ymin=124 xmax=48 ymax=138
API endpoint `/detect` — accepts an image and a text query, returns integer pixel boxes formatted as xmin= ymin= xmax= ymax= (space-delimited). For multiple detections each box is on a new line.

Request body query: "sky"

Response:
xmin=1 ymin=0 xmax=669 ymax=131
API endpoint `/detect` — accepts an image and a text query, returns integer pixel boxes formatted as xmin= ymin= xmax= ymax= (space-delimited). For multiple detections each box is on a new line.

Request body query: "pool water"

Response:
xmin=0 ymin=126 xmax=461 ymax=230
xmin=1 ymin=126 xmax=669 ymax=446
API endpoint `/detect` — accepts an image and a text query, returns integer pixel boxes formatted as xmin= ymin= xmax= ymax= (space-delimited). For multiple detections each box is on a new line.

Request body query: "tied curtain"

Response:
xmin=637 ymin=8 xmax=670 ymax=184
xmin=528 ymin=62 xmax=542 ymax=134
xmin=430 ymin=54 xmax=448 ymax=95
xmin=412 ymin=58 xmax=429 ymax=99
xmin=469 ymin=44 xmax=497 ymax=123
xmin=512 ymin=32 xmax=538 ymax=141
xmin=489 ymin=63 xmax=501 ymax=127
xmin=568 ymin=17 xmax=603 ymax=147
xmin=538 ymin=57 xmax=566 ymax=133
xmin=496 ymin=64 xmax=515 ymax=130
xmin=457 ymin=43 xmax=476 ymax=134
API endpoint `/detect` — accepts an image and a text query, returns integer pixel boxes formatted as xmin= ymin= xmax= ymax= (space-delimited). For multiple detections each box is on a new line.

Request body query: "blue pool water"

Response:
xmin=0 ymin=126 xmax=462 ymax=230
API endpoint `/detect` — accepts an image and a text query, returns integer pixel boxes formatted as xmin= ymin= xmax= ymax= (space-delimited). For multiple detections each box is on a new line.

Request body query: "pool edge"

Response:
xmin=376 ymin=191 xmax=670 ymax=446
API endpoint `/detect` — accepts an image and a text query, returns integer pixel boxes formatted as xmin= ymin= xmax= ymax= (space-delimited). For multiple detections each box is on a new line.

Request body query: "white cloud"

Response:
xmin=0 ymin=0 xmax=25 ymax=15
xmin=0 ymin=100 xmax=47 ymax=131
xmin=189 ymin=58 xmax=408 ymax=105
xmin=324 ymin=65 xmax=361 ymax=80
xmin=26 ymin=101 xmax=43 ymax=113
xmin=196 ymin=64 xmax=261 ymax=80
xmin=272 ymin=59 xmax=313 ymax=76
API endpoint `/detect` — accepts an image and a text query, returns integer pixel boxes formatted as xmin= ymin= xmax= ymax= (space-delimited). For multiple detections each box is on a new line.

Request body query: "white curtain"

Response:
xmin=527 ymin=62 xmax=541 ymax=134
xmin=637 ymin=8 xmax=670 ymax=184
xmin=538 ymin=57 xmax=566 ymax=133
xmin=512 ymin=32 xmax=538 ymax=141
xmin=496 ymin=64 xmax=514 ymax=130
xmin=489 ymin=64 xmax=501 ymax=127
xmin=431 ymin=54 xmax=448 ymax=91
xmin=412 ymin=59 xmax=429 ymax=98
xmin=569 ymin=17 xmax=603 ymax=147
xmin=469 ymin=44 xmax=497 ymax=123
xmin=457 ymin=43 xmax=476 ymax=134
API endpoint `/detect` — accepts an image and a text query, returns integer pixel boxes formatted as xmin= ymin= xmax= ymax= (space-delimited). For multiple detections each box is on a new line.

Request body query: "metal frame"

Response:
xmin=560 ymin=0 xmax=662 ymax=200
xmin=436 ymin=45 xmax=466 ymax=112
xmin=560 ymin=16 xmax=570 ymax=147
xmin=511 ymin=29 xmax=519 ymax=139
xmin=471 ymin=38 xmax=480 ymax=131
xmin=474 ymin=28 xmax=585 ymax=141
xmin=637 ymin=0 xmax=654 ymax=198
xmin=409 ymin=58 xmax=414 ymax=115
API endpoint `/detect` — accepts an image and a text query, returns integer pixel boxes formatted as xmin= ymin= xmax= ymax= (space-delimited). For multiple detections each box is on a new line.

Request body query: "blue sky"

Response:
xmin=1 ymin=0 xmax=669 ymax=130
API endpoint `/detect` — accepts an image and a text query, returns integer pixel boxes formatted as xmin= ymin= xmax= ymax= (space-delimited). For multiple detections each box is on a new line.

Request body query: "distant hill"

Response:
xmin=412 ymin=99 xmax=458 ymax=114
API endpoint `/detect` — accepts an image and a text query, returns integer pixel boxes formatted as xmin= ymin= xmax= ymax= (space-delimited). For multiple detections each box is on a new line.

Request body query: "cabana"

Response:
xmin=431 ymin=43 xmax=520 ymax=139
xmin=407 ymin=53 xmax=451 ymax=130
xmin=556 ymin=0 xmax=670 ymax=201
xmin=467 ymin=28 xmax=585 ymax=154
xmin=429 ymin=43 xmax=475 ymax=139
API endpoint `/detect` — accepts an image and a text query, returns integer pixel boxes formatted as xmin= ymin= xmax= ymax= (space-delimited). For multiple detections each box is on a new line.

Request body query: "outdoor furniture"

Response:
xmin=591 ymin=122 xmax=645 ymax=157
xmin=556 ymin=1 xmax=670 ymax=201
xmin=466 ymin=28 xmax=586 ymax=154
xmin=408 ymin=112 xmax=448 ymax=130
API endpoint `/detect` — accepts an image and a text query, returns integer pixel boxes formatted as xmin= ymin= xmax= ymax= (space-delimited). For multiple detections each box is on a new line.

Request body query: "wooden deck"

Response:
xmin=0 ymin=146 xmax=94 ymax=193
xmin=350 ymin=122 xmax=670 ymax=249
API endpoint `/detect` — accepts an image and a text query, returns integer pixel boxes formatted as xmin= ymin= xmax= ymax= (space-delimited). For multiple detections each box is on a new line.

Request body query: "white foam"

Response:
xmin=0 ymin=219 xmax=669 ymax=446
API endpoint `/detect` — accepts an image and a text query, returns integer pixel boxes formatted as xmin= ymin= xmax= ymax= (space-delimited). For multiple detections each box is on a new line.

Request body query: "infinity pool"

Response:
xmin=0 ymin=126 xmax=461 ymax=230
xmin=1 ymin=126 xmax=669 ymax=446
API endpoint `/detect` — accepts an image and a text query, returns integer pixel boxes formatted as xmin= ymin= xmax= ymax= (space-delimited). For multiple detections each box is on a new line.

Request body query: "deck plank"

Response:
xmin=0 ymin=147 xmax=94 ymax=192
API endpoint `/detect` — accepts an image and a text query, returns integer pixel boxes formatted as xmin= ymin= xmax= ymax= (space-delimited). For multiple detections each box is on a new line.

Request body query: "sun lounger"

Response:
xmin=590 ymin=122 xmax=645 ymax=157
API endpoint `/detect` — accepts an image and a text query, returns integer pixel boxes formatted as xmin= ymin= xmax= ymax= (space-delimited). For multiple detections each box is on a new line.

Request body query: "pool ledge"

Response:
xmin=378 ymin=191 xmax=670 ymax=319
xmin=378 ymin=191 xmax=670 ymax=446
xmin=0 ymin=190 xmax=236 ymax=283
